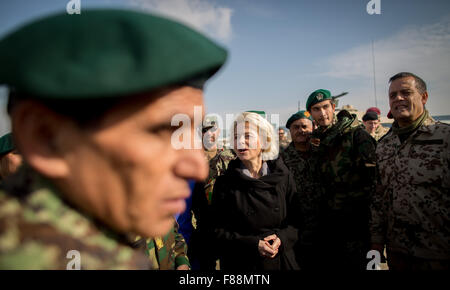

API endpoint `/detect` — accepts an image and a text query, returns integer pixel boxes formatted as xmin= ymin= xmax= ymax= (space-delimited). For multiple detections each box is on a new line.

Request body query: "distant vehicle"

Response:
xmin=433 ymin=115 xmax=450 ymax=124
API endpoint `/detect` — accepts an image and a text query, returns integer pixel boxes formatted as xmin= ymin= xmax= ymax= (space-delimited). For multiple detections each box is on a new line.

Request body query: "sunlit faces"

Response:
xmin=289 ymin=118 xmax=313 ymax=145
xmin=233 ymin=122 xmax=264 ymax=161
xmin=363 ymin=119 xmax=380 ymax=134
xmin=47 ymin=86 xmax=208 ymax=238
xmin=310 ymin=100 xmax=336 ymax=127
xmin=389 ymin=76 xmax=428 ymax=126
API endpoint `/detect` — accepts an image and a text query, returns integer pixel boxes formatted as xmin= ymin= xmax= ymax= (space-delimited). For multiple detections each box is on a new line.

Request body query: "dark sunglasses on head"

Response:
xmin=202 ymin=126 xmax=218 ymax=134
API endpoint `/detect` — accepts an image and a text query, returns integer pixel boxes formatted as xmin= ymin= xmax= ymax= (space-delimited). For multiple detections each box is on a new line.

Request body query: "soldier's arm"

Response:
xmin=353 ymin=128 xmax=377 ymax=195
xmin=173 ymin=221 xmax=190 ymax=269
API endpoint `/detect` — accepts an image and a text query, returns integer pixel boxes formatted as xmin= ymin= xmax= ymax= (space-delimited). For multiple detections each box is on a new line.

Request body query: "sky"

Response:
xmin=0 ymin=0 xmax=450 ymax=135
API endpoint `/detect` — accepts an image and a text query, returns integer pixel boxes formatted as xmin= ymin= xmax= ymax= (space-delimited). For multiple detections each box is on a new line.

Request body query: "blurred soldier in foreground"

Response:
xmin=0 ymin=9 xmax=226 ymax=269
xmin=0 ymin=133 xmax=22 ymax=181
xmin=363 ymin=107 xmax=390 ymax=141
xmin=370 ymin=72 xmax=450 ymax=270
xmin=189 ymin=116 xmax=235 ymax=270
xmin=307 ymin=89 xmax=377 ymax=269
xmin=281 ymin=110 xmax=318 ymax=269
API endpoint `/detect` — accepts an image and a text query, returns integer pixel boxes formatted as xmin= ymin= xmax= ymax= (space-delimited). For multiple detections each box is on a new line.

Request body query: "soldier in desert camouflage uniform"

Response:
xmin=370 ymin=72 xmax=450 ymax=270
xmin=307 ymin=89 xmax=377 ymax=270
xmin=0 ymin=9 xmax=227 ymax=269
xmin=280 ymin=110 xmax=318 ymax=269
xmin=363 ymin=109 xmax=390 ymax=142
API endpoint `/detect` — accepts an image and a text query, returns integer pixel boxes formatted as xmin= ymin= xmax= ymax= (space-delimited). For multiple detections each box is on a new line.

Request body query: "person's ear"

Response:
xmin=421 ymin=91 xmax=428 ymax=106
xmin=10 ymin=100 xmax=73 ymax=178
xmin=331 ymin=101 xmax=336 ymax=112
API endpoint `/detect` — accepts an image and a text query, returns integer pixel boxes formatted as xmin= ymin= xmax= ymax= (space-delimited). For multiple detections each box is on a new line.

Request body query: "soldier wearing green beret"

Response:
xmin=0 ymin=9 xmax=227 ymax=269
xmin=306 ymin=89 xmax=377 ymax=269
xmin=0 ymin=133 xmax=22 ymax=181
xmin=280 ymin=110 xmax=319 ymax=269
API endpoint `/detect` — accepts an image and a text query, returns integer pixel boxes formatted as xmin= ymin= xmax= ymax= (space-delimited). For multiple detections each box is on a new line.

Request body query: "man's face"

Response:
xmin=363 ymin=119 xmax=380 ymax=134
xmin=289 ymin=118 xmax=313 ymax=145
xmin=53 ymin=86 xmax=208 ymax=238
xmin=389 ymin=77 xmax=427 ymax=125
xmin=0 ymin=150 xmax=22 ymax=179
xmin=310 ymin=100 xmax=336 ymax=127
xmin=278 ymin=129 xmax=285 ymax=140
xmin=202 ymin=126 xmax=220 ymax=151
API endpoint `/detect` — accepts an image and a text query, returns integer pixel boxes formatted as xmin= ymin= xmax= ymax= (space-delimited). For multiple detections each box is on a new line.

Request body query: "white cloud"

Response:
xmin=128 ymin=0 xmax=233 ymax=42
xmin=320 ymin=15 xmax=450 ymax=115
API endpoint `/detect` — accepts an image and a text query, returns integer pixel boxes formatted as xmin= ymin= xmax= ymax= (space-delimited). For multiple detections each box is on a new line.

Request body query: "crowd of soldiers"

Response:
xmin=0 ymin=9 xmax=448 ymax=270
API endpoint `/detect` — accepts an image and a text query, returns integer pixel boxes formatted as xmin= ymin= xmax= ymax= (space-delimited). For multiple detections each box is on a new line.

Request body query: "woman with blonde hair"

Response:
xmin=211 ymin=112 xmax=301 ymax=270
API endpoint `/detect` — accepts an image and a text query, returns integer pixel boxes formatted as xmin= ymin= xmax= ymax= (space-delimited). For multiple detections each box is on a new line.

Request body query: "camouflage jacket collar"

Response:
xmin=2 ymin=165 xmax=134 ymax=247
xmin=381 ymin=115 xmax=437 ymax=145
xmin=417 ymin=114 xmax=437 ymax=134
xmin=312 ymin=110 xmax=362 ymax=147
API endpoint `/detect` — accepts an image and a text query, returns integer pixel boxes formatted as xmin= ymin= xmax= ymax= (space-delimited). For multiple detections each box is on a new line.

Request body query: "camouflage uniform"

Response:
xmin=310 ymin=110 xmax=377 ymax=269
xmin=204 ymin=149 xmax=236 ymax=205
xmin=280 ymin=142 xmax=320 ymax=268
xmin=371 ymin=125 xmax=390 ymax=142
xmin=0 ymin=166 xmax=151 ymax=269
xmin=370 ymin=114 xmax=450 ymax=269
xmin=136 ymin=220 xmax=190 ymax=270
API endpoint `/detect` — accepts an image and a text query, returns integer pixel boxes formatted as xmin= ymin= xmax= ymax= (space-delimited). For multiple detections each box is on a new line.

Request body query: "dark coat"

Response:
xmin=211 ymin=157 xmax=301 ymax=270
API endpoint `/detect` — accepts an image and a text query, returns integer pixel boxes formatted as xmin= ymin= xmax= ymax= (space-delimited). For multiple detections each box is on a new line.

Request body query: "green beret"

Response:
xmin=306 ymin=89 xmax=332 ymax=111
xmin=246 ymin=111 xmax=266 ymax=118
xmin=0 ymin=9 xmax=227 ymax=100
xmin=0 ymin=133 xmax=14 ymax=156
xmin=286 ymin=110 xmax=312 ymax=129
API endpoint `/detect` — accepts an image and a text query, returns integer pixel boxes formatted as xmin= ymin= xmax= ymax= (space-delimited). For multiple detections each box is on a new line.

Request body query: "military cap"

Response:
xmin=0 ymin=9 xmax=227 ymax=100
xmin=362 ymin=111 xmax=378 ymax=122
xmin=286 ymin=110 xmax=312 ymax=129
xmin=306 ymin=89 xmax=332 ymax=111
xmin=0 ymin=133 xmax=14 ymax=156
xmin=366 ymin=107 xmax=381 ymax=116
xmin=246 ymin=111 xmax=266 ymax=118
xmin=203 ymin=115 xmax=218 ymax=129
xmin=387 ymin=110 xmax=394 ymax=119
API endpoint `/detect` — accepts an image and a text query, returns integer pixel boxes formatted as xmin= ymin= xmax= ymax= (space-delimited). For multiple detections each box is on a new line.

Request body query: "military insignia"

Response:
xmin=304 ymin=111 xmax=310 ymax=118
xmin=316 ymin=93 xmax=323 ymax=101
